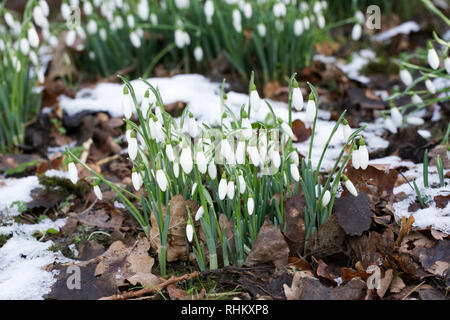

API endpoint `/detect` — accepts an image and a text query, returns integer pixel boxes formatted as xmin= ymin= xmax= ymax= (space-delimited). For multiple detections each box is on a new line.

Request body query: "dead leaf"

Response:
xmin=309 ymin=214 xmax=346 ymax=258
xmin=263 ymin=81 xmax=288 ymax=101
xmin=77 ymin=204 xmax=124 ymax=231
xmin=150 ymin=194 xmax=199 ymax=262
xmin=284 ymin=271 xmax=366 ymax=300
xmin=281 ymin=190 xmax=306 ymax=256
xmin=389 ymin=274 xmax=406 ymax=293
xmin=244 ymin=217 xmax=289 ymax=269
xmin=395 ymin=215 xmax=415 ymax=247
xmin=418 ymin=285 xmax=446 ymax=300
xmin=292 ymin=119 xmax=312 ymax=142
xmin=334 ymin=192 xmax=373 ymax=236
xmin=376 ymin=269 xmax=393 ymax=298
xmin=434 ymin=194 xmax=450 ymax=209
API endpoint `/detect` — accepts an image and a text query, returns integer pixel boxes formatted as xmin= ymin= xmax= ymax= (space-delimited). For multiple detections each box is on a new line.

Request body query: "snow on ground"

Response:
xmin=0 ymin=173 xmax=69 ymax=300
xmin=371 ymin=21 xmax=421 ymax=43
xmin=393 ymin=165 xmax=450 ymax=234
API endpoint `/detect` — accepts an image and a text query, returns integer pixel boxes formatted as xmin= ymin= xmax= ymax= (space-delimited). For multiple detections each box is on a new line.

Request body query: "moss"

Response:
xmin=38 ymin=175 xmax=90 ymax=197
xmin=360 ymin=57 xmax=399 ymax=76
xmin=0 ymin=234 xmax=12 ymax=248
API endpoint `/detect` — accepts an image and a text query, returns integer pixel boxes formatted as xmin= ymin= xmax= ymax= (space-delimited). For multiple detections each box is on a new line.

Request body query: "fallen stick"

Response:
xmin=99 ymin=271 xmax=200 ymax=300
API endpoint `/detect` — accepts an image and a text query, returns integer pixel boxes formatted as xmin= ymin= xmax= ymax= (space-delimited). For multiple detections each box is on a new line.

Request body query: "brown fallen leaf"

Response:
xmin=284 ymin=271 xmax=366 ymax=300
xmin=334 ymin=192 xmax=373 ymax=236
xmin=389 ymin=274 xmax=406 ymax=293
xmin=95 ymin=235 xmax=161 ymax=288
xmin=244 ymin=217 xmax=289 ymax=269
xmin=376 ymin=269 xmax=394 ymax=298
xmin=315 ymin=259 xmax=337 ymax=284
xmin=77 ymin=203 xmax=124 ymax=231
xmin=309 ymin=214 xmax=346 ymax=258
xmin=418 ymin=285 xmax=447 ymax=300
xmin=434 ymin=194 xmax=450 ymax=209
xmin=395 ymin=215 xmax=415 ymax=247
xmin=418 ymin=240 xmax=450 ymax=278
xmin=292 ymin=119 xmax=312 ymax=142
xmin=281 ymin=190 xmax=306 ymax=256
xmin=150 ymin=194 xmax=199 ymax=262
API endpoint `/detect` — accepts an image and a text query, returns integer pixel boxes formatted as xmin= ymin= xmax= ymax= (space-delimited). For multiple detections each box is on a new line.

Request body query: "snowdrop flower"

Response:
xmin=269 ymin=148 xmax=281 ymax=169
xmin=186 ymin=222 xmax=194 ymax=242
xmin=33 ymin=6 xmax=48 ymax=28
xmin=174 ymin=29 xmax=185 ymax=48
xmin=427 ymin=43 xmax=440 ymax=70
xmin=61 ymin=2 xmax=71 ymax=20
xmin=165 ymin=144 xmax=175 ymax=162
xmin=257 ymin=24 xmax=266 ymax=37
xmin=65 ymin=29 xmax=76 ymax=47
xmin=208 ymin=161 xmax=217 ymax=180
xmin=188 ymin=113 xmax=199 ymax=138
xmin=241 ymin=114 xmax=252 ymax=139
xmin=352 ymin=144 xmax=360 ymax=169
xmin=175 ymin=0 xmax=190 ymax=9
xmin=342 ymin=175 xmax=357 ymax=197
xmin=232 ymin=9 xmax=242 ymax=33
xmin=83 ymin=1 xmax=93 ymax=15
xmin=236 ymin=140 xmax=246 ymax=165
xmin=289 ymin=150 xmax=299 ymax=166
xmin=342 ymin=119 xmax=351 ymax=141
xmin=243 ymin=2 xmax=252 ymax=19
xmin=130 ymin=31 xmax=141 ymax=48
xmin=128 ymin=131 xmax=138 ymax=160
xmin=76 ymin=26 xmax=86 ymax=40
xmin=292 ymin=79 xmax=304 ymax=111
xmin=156 ymin=169 xmax=168 ymax=192
xmin=68 ymin=162 xmax=78 ymax=184
xmin=411 ymin=94 xmax=423 ymax=106
xmin=4 ymin=12 xmax=15 ymax=28
xmin=406 ymin=116 xmax=424 ymax=126
xmin=258 ymin=131 xmax=268 ymax=162
xmin=29 ymin=51 xmax=39 ymax=65
xmin=305 ymin=93 xmax=316 ymax=123
xmin=127 ymin=15 xmax=135 ymax=29
xmin=194 ymin=46 xmax=203 ymax=62
xmin=173 ymin=162 xmax=180 ymax=178
xmin=180 ymin=145 xmax=193 ymax=174
xmin=28 ymin=26 xmax=39 ymax=48
xmin=280 ymin=120 xmax=295 ymax=139
xmin=19 ymin=38 xmax=30 ymax=56
xmin=204 ymin=0 xmax=214 ymax=24
xmin=317 ymin=15 xmax=325 ymax=29
xmin=220 ymin=138 xmax=232 ymax=161
xmin=445 ymin=56 xmax=450 ymax=74
xmin=155 ymin=106 xmax=163 ymax=124
xmin=132 ymin=168 xmax=143 ymax=191
xmin=93 ymin=184 xmax=103 ymax=200
xmin=358 ymin=138 xmax=369 ymax=170
xmin=399 ymin=68 xmax=413 ymax=86
xmin=321 ymin=190 xmax=331 ymax=207
xmin=137 ymin=0 xmax=149 ymax=20
xmin=238 ymin=173 xmax=246 ymax=194
xmin=195 ymin=206 xmax=204 ymax=221
xmin=122 ymin=86 xmax=133 ymax=119
xmin=303 ymin=17 xmax=310 ymax=30
xmin=247 ymin=197 xmax=254 ymax=216
xmin=150 ymin=13 xmax=158 ymax=26
xmin=418 ymin=130 xmax=431 ymax=139
xmin=355 ymin=10 xmax=365 ymax=24
xmin=390 ymin=106 xmax=403 ymax=127
xmin=247 ymin=144 xmax=261 ymax=167
xmin=227 ymin=179 xmax=235 ymax=200
xmin=87 ymin=20 xmax=98 ymax=35
xmin=351 ymin=24 xmax=362 ymax=41
xmin=196 ymin=151 xmax=207 ymax=174
xmin=290 ymin=162 xmax=300 ymax=182
xmin=249 ymin=84 xmax=261 ymax=112
xmin=218 ymin=174 xmax=228 ymax=200
xmin=151 ymin=117 xmax=165 ymax=142
xmin=425 ymin=78 xmax=436 ymax=94
xmin=294 ymin=19 xmax=303 ymax=36
xmin=273 ymin=3 xmax=286 ymax=18
xmin=384 ymin=117 xmax=397 ymax=134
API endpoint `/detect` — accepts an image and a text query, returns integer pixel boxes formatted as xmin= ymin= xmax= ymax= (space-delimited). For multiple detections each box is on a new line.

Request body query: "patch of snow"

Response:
xmin=47 ymin=141 xmax=77 ymax=158
xmin=45 ymin=169 xmax=71 ymax=180
xmin=360 ymin=118 xmax=390 ymax=151
xmin=0 ymin=176 xmax=41 ymax=217
xmin=0 ymin=218 xmax=68 ymax=300
xmin=313 ymin=54 xmax=336 ymax=64
xmin=393 ymin=165 xmax=450 ymax=234
xmin=336 ymin=49 xmax=375 ymax=84
xmin=371 ymin=21 xmax=421 ymax=43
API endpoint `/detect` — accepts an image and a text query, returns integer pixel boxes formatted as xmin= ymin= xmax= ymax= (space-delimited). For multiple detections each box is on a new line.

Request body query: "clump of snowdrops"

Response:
xmin=382 ymin=0 xmax=449 ymax=138
xmin=59 ymin=0 xmax=329 ymax=81
xmin=66 ymin=73 xmax=367 ymax=275
xmin=0 ymin=0 xmax=49 ymax=153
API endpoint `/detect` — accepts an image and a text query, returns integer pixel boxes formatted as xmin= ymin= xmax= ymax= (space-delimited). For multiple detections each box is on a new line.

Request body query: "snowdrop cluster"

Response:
xmin=67 ymin=73 xmax=367 ymax=271
xmin=384 ymin=32 xmax=449 ymax=137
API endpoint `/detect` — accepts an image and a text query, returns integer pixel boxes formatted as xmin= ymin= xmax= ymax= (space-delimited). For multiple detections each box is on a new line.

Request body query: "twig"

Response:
xmin=95 ymin=154 xmax=120 ymax=166
xmin=99 ymin=271 xmax=200 ymax=300
xmin=402 ymin=281 xmax=426 ymax=300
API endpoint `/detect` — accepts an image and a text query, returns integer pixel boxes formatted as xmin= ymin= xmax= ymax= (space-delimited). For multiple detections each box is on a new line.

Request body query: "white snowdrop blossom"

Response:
xmin=93 ymin=184 xmax=103 ymax=200
xmin=196 ymin=151 xmax=207 ymax=174
xmin=87 ymin=20 xmax=98 ymax=35
xmin=321 ymin=190 xmax=331 ymax=207
xmin=411 ymin=94 xmax=423 ymax=106
xmin=290 ymin=163 xmax=300 ymax=182
xmin=137 ymin=0 xmax=150 ymax=20
xmin=28 ymin=26 xmax=40 ymax=48
xmin=247 ymin=197 xmax=254 ymax=216
xmin=19 ymin=38 xmax=30 ymax=56
xmin=425 ymin=79 xmax=436 ymax=94
xmin=218 ymin=175 xmax=228 ymax=200
xmin=292 ymin=81 xmax=303 ymax=111
xmin=175 ymin=0 xmax=190 ymax=9
xmin=343 ymin=175 xmax=358 ymax=197
xmin=122 ymin=86 xmax=133 ymax=119
xmin=351 ymin=24 xmax=362 ymax=41
xmin=204 ymin=0 xmax=214 ymax=24
xmin=208 ymin=161 xmax=217 ymax=180
xmin=128 ymin=135 xmax=138 ymax=160
xmin=406 ymin=117 xmax=424 ymax=126
xmin=238 ymin=174 xmax=246 ymax=194
xmin=195 ymin=206 xmax=204 ymax=221
xmin=186 ymin=223 xmax=194 ymax=242
xmin=352 ymin=145 xmax=360 ymax=169
xmin=130 ymin=31 xmax=141 ymax=48
xmin=445 ymin=57 xmax=450 ymax=74
xmin=232 ymin=9 xmax=242 ymax=32
xmin=68 ymin=162 xmax=78 ymax=184
xmin=194 ymin=46 xmax=204 ymax=62
xmin=156 ymin=169 xmax=168 ymax=192
xmin=305 ymin=96 xmax=316 ymax=123
xmin=65 ymin=29 xmax=76 ymax=47
xmin=427 ymin=45 xmax=440 ymax=70
xmin=227 ymin=180 xmax=235 ymax=200
xmin=390 ymin=107 xmax=403 ymax=127
xmin=399 ymin=68 xmax=413 ymax=86
xmin=384 ymin=117 xmax=397 ymax=134
xmin=294 ymin=19 xmax=303 ymax=36
xmin=250 ymin=87 xmax=261 ymax=112
xmin=281 ymin=121 xmax=295 ymax=139
xmin=132 ymin=169 xmax=143 ymax=191
xmin=257 ymin=24 xmax=266 ymax=37
xmin=358 ymin=138 xmax=369 ymax=170
xmin=180 ymin=146 xmax=193 ymax=174
xmin=342 ymin=119 xmax=351 ymax=141
xmin=273 ymin=3 xmax=286 ymax=18
xmin=83 ymin=1 xmax=94 ymax=15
